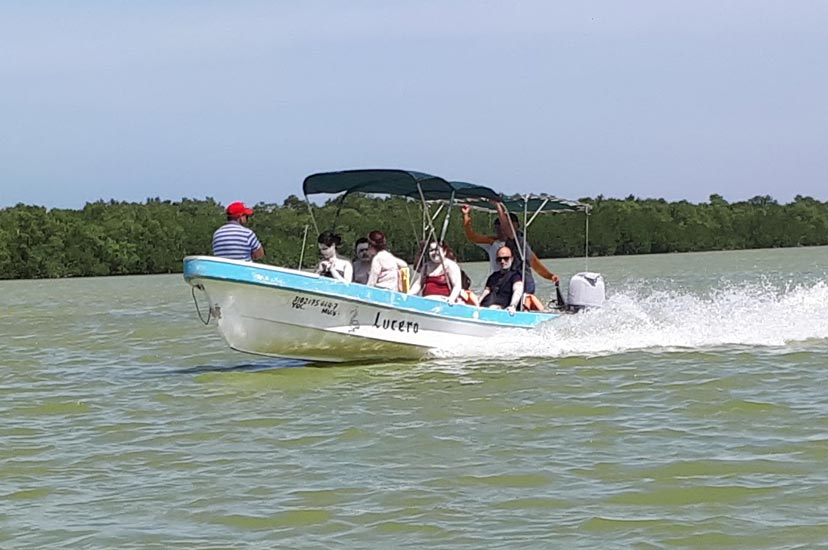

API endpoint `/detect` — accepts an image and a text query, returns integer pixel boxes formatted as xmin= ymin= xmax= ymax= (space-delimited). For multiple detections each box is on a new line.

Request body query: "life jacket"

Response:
xmin=523 ymin=293 xmax=545 ymax=312
xmin=458 ymin=289 xmax=480 ymax=306
xmin=398 ymin=266 xmax=410 ymax=293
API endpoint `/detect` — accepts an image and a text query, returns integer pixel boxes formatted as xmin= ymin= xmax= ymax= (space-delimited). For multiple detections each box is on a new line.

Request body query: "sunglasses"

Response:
xmin=356 ymin=246 xmax=370 ymax=253
xmin=496 ymin=256 xmax=512 ymax=262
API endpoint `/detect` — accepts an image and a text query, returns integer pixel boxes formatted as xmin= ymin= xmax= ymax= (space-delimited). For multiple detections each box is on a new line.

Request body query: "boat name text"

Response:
xmin=373 ymin=312 xmax=419 ymax=334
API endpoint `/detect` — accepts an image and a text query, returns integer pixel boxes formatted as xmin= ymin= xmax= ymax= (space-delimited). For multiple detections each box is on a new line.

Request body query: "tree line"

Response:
xmin=0 ymin=193 xmax=826 ymax=280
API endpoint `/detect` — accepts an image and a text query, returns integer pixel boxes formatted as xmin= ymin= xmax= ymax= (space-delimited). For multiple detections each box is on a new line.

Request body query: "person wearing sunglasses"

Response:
xmin=351 ymin=237 xmax=373 ymax=285
xmin=478 ymin=245 xmax=524 ymax=315
xmin=460 ymin=203 xmax=558 ymax=295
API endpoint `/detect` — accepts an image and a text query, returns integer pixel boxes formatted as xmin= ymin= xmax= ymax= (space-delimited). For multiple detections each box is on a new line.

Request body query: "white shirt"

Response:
xmin=367 ymin=250 xmax=406 ymax=290
xmin=477 ymin=240 xmax=506 ymax=273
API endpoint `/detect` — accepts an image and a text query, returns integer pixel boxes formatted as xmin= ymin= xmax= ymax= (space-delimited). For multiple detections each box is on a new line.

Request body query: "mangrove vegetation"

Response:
xmin=1 ymin=193 xmax=826 ymax=279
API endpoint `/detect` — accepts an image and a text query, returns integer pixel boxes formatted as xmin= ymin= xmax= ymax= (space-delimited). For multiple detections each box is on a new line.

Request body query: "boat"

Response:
xmin=183 ymin=169 xmax=594 ymax=363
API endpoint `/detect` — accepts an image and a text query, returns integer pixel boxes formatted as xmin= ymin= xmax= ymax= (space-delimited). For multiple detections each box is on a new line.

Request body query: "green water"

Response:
xmin=2 ymin=248 xmax=828 ymax=549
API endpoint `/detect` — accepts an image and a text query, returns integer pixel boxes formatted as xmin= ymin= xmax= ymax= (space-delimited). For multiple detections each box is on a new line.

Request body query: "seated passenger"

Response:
xmin=407 ymin=240 xmax=462 ymax=303
xmin=315 ymin=231 xmax=353 ymax=283
xmin=460 ymin=203 xmax=560 ymax=295
xmin=478 ymin=245 xmax=524 ymax=315
xmin=352 ymin=237 xmax=372 ymax=285
xmin=366 ymin=230 xmax=407 ymax=291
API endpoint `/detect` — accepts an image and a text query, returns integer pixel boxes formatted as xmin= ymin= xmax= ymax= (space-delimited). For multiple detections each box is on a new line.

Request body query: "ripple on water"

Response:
xmin=4 ymin=263 xmax=828 ymax=548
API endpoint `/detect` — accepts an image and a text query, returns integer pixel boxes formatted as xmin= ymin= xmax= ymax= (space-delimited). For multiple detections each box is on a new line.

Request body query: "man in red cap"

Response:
xmin=211 ymin=201 xmax=265 ymax=261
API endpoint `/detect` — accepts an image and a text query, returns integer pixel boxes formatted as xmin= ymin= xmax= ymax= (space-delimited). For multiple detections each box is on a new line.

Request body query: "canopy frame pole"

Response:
xmin=298 ymin=224 xmax=309 ymax=269
xmin=413 ymin=184 xmax=454 ymax=293
xmin=525 ymin=198 xmax=549 ymax=229
xmin=428 ymin=203 xmax=445 ymax=240
xmin=501 ymin=197 xmax=548 ymax=311
xmin=411 ymin=200 xmax=439 ymax=272
xmin=402 ymin=200 xmax=421 ymax=246
xmin=519 ymin=196 xmax=530 ymax=311
xmin=502 ymin=198 xmax=532 ymax=267
xmin=330 ymin=191 xmax=351 ymax=233
xmin=302 ymin=195 xmax=320 ymax=237
xmin=585 ymin=207 xmax=590 ymax=271
xmin=438 ymin=190 xmax=456 ymax=243
xmin=415 ymin=184 xmax=441 ymax=245
xmin=435 ymin=191 xmax=457 ymax=294
xmin=498 ymin=199 xmax=525 ymax=312
xmin=414 ymin=183 xmax=433 ymax=273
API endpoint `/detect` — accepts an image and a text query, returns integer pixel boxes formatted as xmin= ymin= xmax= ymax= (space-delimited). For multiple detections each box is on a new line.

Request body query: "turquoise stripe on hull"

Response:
xmin=183 ymin=256 xmax=556 ymax=329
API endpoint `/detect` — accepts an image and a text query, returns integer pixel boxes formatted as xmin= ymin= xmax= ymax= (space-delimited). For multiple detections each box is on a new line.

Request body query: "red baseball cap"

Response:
xmin=226 ymin=201 xmax=254 ymax=217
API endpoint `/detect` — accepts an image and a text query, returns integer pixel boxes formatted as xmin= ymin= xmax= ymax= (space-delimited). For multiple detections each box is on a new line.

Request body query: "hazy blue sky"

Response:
xmin=1 ymin=1 xmax=826 ymax=209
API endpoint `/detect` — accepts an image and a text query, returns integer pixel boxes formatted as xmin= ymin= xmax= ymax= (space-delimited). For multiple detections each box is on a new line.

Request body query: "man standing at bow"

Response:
xmin=212 ymin=201 xmax=265 ymax=261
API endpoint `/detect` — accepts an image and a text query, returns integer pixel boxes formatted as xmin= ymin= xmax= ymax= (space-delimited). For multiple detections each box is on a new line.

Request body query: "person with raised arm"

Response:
xmin=460 ymin=203 xmax=559 ymax=295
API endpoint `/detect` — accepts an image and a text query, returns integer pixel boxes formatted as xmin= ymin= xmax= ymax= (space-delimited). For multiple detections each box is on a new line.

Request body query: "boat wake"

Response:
xmin=433 ymin=279 xmax=828 ymax=360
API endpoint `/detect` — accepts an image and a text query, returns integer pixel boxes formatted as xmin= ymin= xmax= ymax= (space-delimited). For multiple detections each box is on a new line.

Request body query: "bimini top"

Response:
xmin=302 ymin=169 xmax=590 ymax=214
xmin=453 ymin=186 xmax=591 ymax=215
xmin=303 ymin=169 xmax=501 ymax=202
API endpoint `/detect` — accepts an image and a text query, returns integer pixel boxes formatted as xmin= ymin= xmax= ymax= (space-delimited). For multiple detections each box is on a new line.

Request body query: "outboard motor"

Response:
xmin=566 ymin=272 xmax=605 ymax=312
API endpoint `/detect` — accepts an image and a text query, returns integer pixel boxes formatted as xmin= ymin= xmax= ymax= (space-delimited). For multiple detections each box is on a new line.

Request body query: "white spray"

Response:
xmin=434 ymin=279 xmax=828 ymax=360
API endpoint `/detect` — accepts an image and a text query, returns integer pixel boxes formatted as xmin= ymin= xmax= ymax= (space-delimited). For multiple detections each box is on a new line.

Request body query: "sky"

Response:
xmin=1 ymin=1 xmax=826 ymax=209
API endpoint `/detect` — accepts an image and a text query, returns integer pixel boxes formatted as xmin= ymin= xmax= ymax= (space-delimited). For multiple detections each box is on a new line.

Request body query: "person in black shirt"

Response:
xmin=479 ymin=246 xmax=524 ymax=315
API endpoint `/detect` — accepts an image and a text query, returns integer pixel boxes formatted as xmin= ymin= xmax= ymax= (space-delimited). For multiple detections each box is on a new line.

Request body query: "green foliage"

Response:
xmin=1 ymin=194 xmax=827 ymax=280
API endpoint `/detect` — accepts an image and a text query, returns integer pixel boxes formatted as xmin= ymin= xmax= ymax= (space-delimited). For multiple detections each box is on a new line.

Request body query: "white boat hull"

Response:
xmin=184 ymin=256 xmax=558 ymax=363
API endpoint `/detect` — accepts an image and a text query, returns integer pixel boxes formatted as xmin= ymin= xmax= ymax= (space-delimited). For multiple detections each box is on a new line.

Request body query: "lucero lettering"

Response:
xmin=372 ymin=312 xmax=419 ymax=333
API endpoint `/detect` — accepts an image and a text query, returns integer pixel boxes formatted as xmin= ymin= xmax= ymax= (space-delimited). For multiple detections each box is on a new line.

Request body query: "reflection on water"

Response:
xmin=173 ymin=359 xmax=309 ymax=375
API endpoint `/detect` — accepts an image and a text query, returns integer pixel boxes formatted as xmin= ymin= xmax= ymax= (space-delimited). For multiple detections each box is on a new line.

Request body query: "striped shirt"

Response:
xmin=212 ymin=222 xmax=262 ymax=261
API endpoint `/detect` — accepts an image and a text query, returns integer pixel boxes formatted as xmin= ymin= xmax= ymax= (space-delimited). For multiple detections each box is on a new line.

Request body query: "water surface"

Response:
xmin=2 ymin=247 xmax=828 ymax=548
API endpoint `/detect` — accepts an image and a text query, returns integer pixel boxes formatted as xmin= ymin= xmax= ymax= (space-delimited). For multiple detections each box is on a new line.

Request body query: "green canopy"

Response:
xmin=455 ymin=190 xmax=590 ymax=215
xmin=302 ymin=169 xmax=589 ymax=214
xmin=303 ymin=169 xmax=501 ymax=201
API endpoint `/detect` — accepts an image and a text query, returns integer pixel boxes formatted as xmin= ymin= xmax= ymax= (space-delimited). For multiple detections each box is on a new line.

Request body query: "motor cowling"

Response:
xmin=567 ymin=272 xmax=605 ymax=311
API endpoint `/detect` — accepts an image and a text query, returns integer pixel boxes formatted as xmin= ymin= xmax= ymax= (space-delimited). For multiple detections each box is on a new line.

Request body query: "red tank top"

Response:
xmin=423 ymin=273 xmax=451 ymax=297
